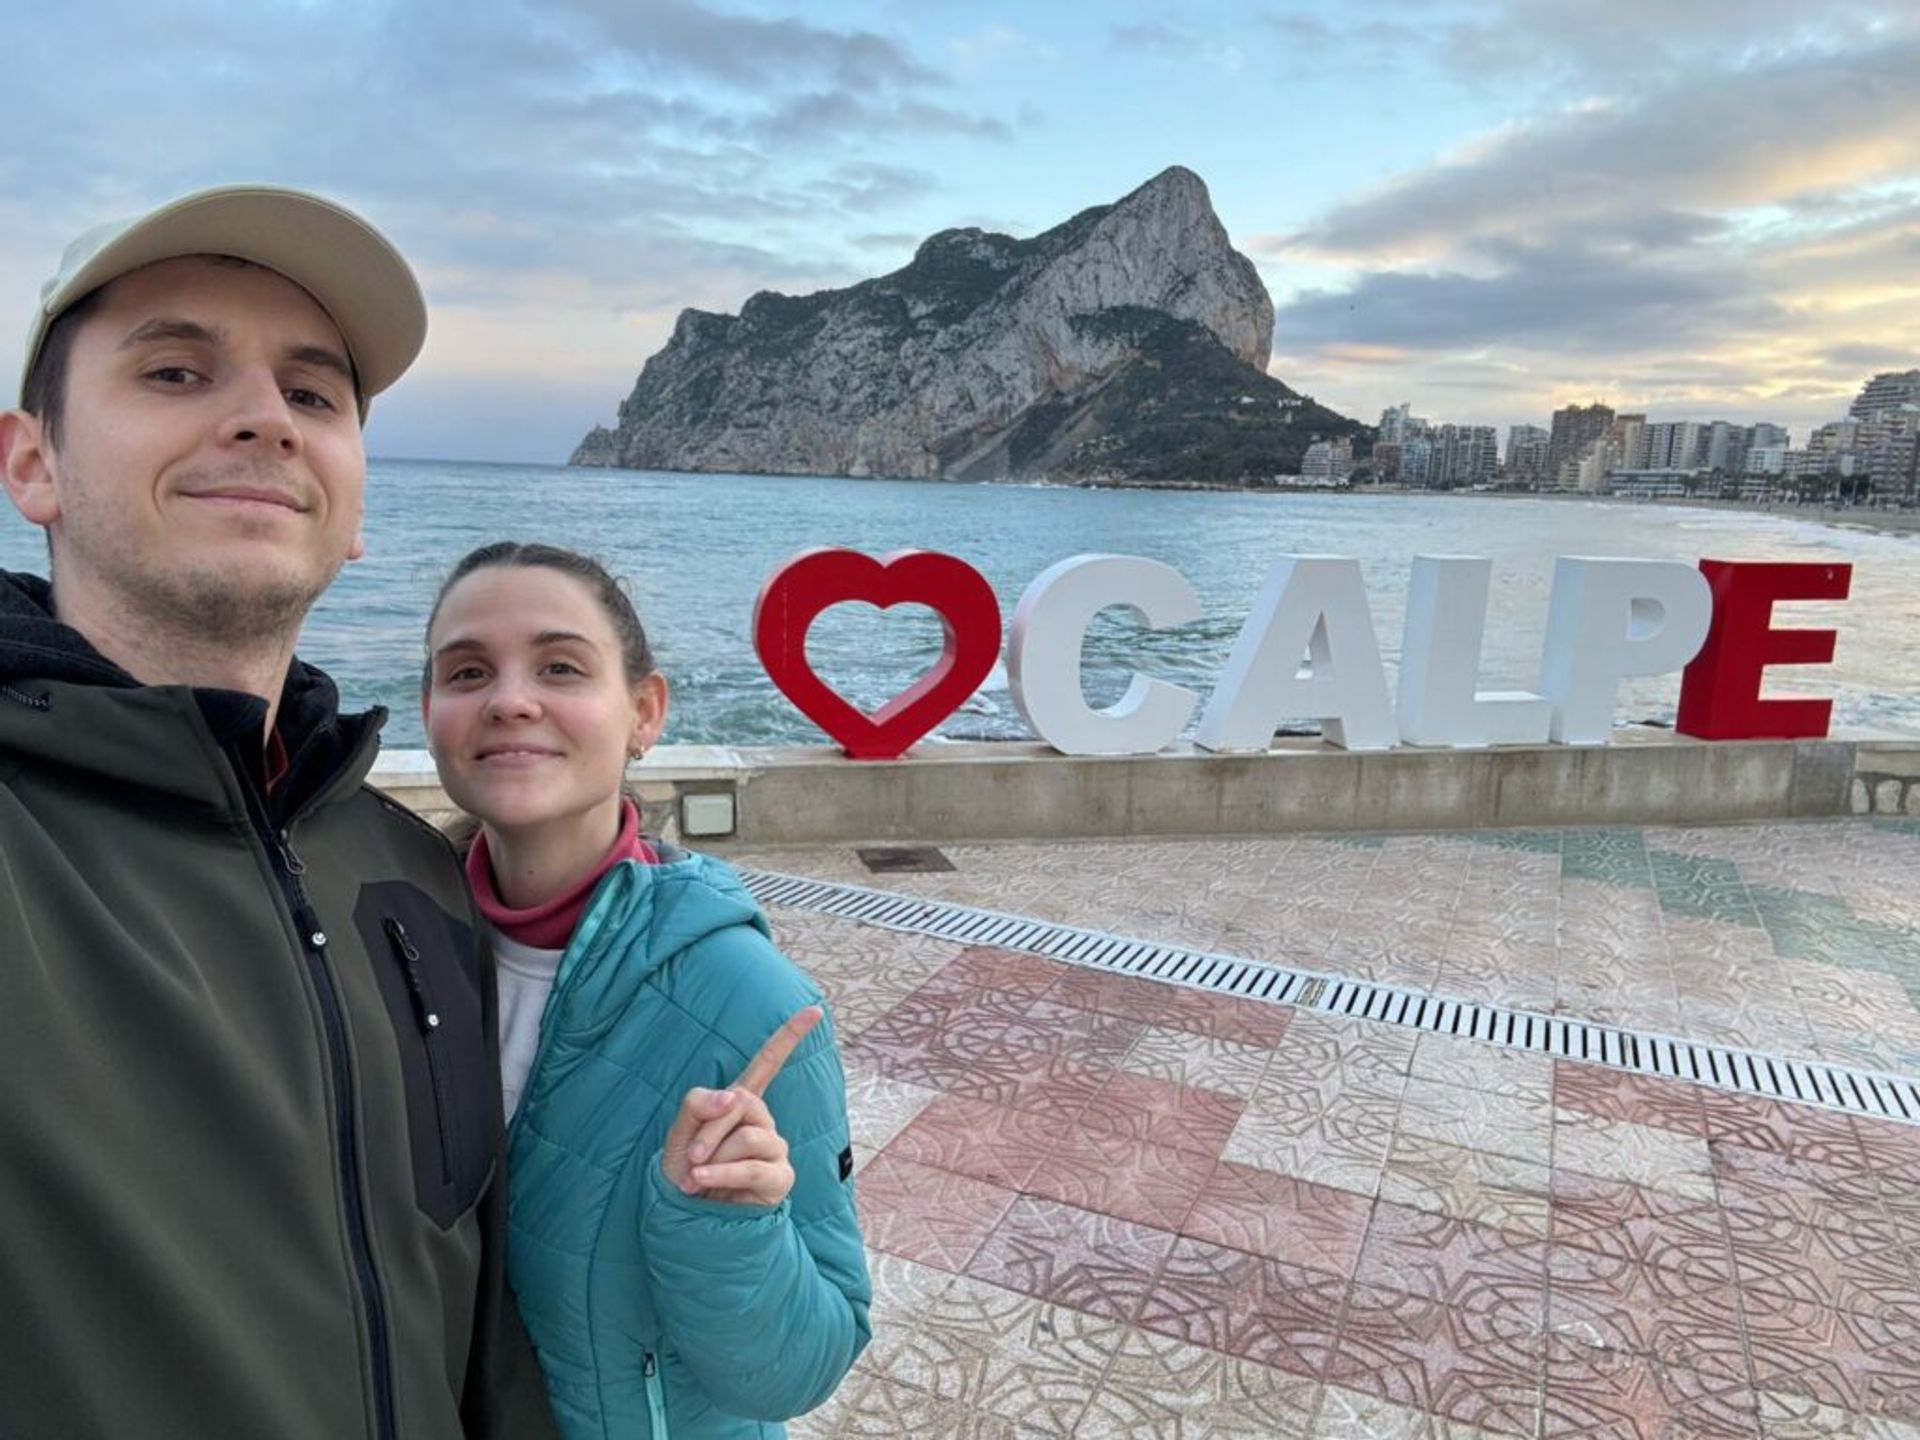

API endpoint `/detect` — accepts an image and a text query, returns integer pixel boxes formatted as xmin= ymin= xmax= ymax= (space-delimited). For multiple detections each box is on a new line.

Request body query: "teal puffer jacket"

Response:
xmin=507 ymin=850 xmax=872 ymax=1439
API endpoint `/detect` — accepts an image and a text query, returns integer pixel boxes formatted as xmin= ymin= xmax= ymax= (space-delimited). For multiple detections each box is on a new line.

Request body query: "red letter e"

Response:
xmin=1675 ymin=560 xmax=1851 ymax=740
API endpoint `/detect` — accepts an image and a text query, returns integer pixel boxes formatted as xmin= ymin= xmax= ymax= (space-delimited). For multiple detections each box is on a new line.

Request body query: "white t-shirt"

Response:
xmin=494 ymin=933 xmax=565 ymax=1123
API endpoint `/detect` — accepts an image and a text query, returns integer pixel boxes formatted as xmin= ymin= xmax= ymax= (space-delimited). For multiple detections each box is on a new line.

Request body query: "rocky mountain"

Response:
xmin=571 ymin=166 xmax=1365 ymax=484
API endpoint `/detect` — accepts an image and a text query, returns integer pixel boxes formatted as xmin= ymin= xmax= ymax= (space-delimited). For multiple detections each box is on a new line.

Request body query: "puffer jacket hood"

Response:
xmin=561 ymin=850 xmax=769 ymax=1011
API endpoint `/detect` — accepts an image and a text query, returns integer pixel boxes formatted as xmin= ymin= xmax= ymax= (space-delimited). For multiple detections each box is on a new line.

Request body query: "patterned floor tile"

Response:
xmin=1409 ymin=1033 xmax=1556 ymax=1105
xmin=1119 ymin=1024 xmax=1278 ymax=1099
xmin=1538 ymin=1350 xmax=1761 ymax=1439
xmin=1313 ymin=1383 xmax=1532 ymax=1439
xmin=1353 ymin=1201 xmax=1545 ymax=1311
xmin=1182 ymin=1161 xmax=1375 ymax=1275
xmin=1713 ymin=1139 xmax=1895 ymax=1237
xmin=1223 ymin=1097 xmax=1398 ymax=1198
xmin=887 ymin=1096 xmax=1063 ymax=1191
xmin=858 ymin=1153 xmax=1020 ymax=1273
xmin=1023 ymin=1126 xmax=1217 ymax=1233
xmin=1075 ymin=1326 xmax=1322 ymax=1439
xmin=1139 ymin=1236 xmax=1348 ymax=1378
xmin=847 ymin=1066 xmax=945 ymax=1173
xmin=791 ymin=1368 xmax=1032 ymax=1439
xmin=751 ymin=822 xmax=1920 ymax=1440
xmin=1727 ymin=1210 xmax=1920 ymax=1320
xmin=1400 ymin=1077 xmax=1555 ymax=1166
xmin=1379 ymin=1134 xmax=1554 ymax=1238
xmin=1079 ymin=1067 xmax=1247 ymax=1158
xmin=963 ymin=1195 xmax=1175 ymax=1324
xmin=1328 ymin=1276 xmax=1546 ymax=1436
xmin=1551 ymin=1063 xmax=1712 ymax=1137
xmin=1546 ymin=1172 xmax=1737 ymax=1291
xmin=1554 ymin=1107 xmax=1718 ymax=1202
xmin=868 ymin=1274 xmax=1125 ymax=1438
xmin=936 ymin=946 xmax=1072 ymax=999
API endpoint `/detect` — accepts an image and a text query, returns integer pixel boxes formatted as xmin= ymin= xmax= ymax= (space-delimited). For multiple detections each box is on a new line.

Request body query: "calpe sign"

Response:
xmin=752 ymin=549 xmax=1851 ymax=760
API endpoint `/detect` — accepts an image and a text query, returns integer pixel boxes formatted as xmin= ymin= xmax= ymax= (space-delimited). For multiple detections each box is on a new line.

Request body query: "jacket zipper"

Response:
xmin=0 ymin=682 xmax=51 ymax=711
xmin=384 ymin=917 xmax=458 ymax=1184
xmin=244 ymin=761 xmax=397 ymax=1440
xmin=643 ymin=1351 xmax=670 ymax=1439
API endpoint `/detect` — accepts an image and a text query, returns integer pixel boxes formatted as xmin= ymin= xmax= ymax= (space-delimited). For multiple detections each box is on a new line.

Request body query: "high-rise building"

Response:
xmin=1811 ymin=419 xmax=1866 ymax=456
xmin=1546 ymin=402 xmax=1614 ymax=484
xmin=1378 ymin=404 xmax=1412 ymax=444
xmin=1504 ymin=424 xmax=1550 ymax=484
xmin=1302 ymin=438 xmax=1355 ymax=482
xmin=1868 ymin=431 xmax=1920 ymax=499
xmin=1747 ymin=422 xmax=1789 ymax=451
xmin=1399 ymin=437 xmax=1435 ymax=489
xmin=1642 ymin=421 xmax=1707 ymax=470
xmin=1606 ymin=413 xmax=1648 ymax=474
xmin=1430 ymin=425 xmax=1498 ymax=489
xmin=1703 ymin=421 xmax=1748 ymax=475
xmin=1849 ymin=370 xmax=1920 ymax=421
xmin=1370 ymin=440 xmax=1402 ymax=483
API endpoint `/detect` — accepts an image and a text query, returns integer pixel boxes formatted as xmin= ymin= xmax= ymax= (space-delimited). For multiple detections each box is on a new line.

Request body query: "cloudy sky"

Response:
xmin=4 ymin=0 xmax=1916 ymax=462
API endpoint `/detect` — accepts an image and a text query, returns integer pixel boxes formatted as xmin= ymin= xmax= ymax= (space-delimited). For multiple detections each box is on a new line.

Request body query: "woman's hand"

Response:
xmin=660 ymin=1005 xmax=823 ymax=1207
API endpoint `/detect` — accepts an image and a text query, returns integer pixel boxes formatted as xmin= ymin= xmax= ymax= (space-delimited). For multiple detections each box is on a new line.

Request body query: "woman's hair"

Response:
xmin=421 ymin=540 xmax=656 ymax=693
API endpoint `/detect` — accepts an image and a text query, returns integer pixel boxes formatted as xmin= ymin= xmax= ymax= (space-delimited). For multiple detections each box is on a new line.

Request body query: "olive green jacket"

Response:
xmin=0 ymin=570 xmax=556 ymax=1440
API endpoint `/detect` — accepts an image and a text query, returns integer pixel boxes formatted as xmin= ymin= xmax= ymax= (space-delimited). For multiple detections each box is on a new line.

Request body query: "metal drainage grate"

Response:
xmin=739 ymin=868 xmax=1920 ymax=1127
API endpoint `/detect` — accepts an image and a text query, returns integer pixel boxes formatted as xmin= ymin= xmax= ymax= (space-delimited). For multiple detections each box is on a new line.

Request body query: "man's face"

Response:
xmin=27 ymin=255 xmax=366 ymax=642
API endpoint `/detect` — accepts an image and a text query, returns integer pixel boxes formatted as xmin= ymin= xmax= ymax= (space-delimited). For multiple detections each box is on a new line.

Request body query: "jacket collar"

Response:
xmin=0 ymin=568 xmax=384 ymax=818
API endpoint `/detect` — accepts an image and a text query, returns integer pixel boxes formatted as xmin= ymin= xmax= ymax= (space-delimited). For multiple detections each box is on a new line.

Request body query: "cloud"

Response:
xmin=1265 ymin=0 xmax=1914 ymax=88
xmin=1277 ymin=40 xmax=1920 ymax=264
xmin=1821 ymin=343 xmax=1920 ymax=371
xmin=1109 ymin=22 xmax=1245 ymax=73
xmin=950 ymin=24 xmax=1055 ymax=72
xmin=0 ymin=0 xmax=1020 ymax=455
xmin=1273 ymin=237 xmax=1778 ymax=355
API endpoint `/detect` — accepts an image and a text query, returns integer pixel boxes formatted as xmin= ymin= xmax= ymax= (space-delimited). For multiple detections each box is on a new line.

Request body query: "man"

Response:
xmin=0 ymin=187 xmax=557 ymax=1439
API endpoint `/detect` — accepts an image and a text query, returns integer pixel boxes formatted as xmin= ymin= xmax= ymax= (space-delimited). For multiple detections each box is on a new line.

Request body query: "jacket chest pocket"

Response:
xmin=355 ymin=883 xmax=495 ymax=1228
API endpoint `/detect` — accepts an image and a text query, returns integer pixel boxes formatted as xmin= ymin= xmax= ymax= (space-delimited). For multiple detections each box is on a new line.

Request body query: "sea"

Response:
xmin=3 ymin=460 xmax=1915 ymax=750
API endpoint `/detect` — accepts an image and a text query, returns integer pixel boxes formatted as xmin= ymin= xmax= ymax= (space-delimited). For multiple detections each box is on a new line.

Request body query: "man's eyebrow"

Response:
xmin=119 ymin=317 xmax=221 ymax=350
xmin=285 ymin=343 xmax=356 ymax=384
xmin=118 ymin=319 xmax=355 ymax=386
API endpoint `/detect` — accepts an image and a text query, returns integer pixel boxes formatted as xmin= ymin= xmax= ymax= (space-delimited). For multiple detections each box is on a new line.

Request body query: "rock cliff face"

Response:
xmin=572 ymin=166 xmax=1362 ymax=483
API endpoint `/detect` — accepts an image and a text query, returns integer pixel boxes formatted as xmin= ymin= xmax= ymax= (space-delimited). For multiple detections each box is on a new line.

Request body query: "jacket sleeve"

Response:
xmin=460 ymin=914 xmax=562 ymax=1438
xmin=637 ymin=935 xmax=873 ymax=1421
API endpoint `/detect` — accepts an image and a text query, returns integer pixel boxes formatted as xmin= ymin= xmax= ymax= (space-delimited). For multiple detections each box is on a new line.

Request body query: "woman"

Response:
xmin=421 ymin=541 xmax=871 ymax=1439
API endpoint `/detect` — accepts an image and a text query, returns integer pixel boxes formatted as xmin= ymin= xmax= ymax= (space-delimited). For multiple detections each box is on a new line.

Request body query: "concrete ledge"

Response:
xmin=371 ymin=729 xmax=1920 ymax=845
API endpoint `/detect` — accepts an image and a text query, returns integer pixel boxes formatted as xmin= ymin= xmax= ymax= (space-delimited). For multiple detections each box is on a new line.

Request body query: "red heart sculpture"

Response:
xmin=753 ymin=548 xmax=1003 ymax=760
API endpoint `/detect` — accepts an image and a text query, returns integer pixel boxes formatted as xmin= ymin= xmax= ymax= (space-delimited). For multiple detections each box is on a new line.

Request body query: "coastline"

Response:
xmin=1446 ymin=487 xmax=1920 ymax=539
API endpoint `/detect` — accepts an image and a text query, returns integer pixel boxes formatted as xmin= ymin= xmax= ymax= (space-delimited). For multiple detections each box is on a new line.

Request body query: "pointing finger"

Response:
xmin=732 ymin=1004 xmax=823 ymax=1097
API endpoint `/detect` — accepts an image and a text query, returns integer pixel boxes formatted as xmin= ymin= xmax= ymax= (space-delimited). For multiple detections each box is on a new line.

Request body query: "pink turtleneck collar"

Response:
xmin=467 ymin=798 xmax=660 ymax=949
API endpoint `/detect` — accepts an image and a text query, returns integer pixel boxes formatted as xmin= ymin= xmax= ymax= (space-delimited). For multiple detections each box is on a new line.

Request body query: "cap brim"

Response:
xmin=27 ymin=185 xmax=426 ymax=411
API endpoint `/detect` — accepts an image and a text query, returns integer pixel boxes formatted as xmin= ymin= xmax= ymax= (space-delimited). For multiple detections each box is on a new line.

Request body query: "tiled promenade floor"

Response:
xmin=728 ymin=821 xmax=1920 ymax=1439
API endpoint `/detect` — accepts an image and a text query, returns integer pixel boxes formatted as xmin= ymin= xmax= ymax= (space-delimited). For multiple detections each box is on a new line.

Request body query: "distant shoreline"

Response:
xmin=1444 ymin=488 xmax=1920 ymax=539
xmin=1068 ymin=475 xmax=1920 ymax=539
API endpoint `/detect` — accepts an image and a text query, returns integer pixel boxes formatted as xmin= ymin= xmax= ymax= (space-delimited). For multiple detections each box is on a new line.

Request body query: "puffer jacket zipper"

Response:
xmin=385 ymin=917 xmax=458 ymax=1184
xmin=643 ymin=1351 xmax=670 ymax=1439
xmin=238 ymin=736 xmax=398 ymax=1440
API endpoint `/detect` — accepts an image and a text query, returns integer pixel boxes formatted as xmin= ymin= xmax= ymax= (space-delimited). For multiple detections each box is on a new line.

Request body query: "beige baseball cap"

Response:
xmin=21 ymin=184 xmax=427 ymax=419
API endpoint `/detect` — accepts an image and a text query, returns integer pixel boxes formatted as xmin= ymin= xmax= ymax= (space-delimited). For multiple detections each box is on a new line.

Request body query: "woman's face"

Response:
xmin=422 ymin=564 xmax=667 ymax=839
